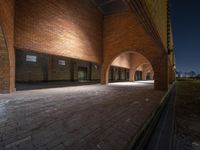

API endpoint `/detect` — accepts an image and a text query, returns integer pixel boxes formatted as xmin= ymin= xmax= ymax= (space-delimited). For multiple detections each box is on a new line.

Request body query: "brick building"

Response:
xmin=0 ymin=0 xmax=176 ymax=93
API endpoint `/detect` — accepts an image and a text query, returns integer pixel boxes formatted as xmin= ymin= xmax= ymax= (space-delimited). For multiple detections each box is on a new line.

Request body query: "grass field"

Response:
xmin=175 ymin=80 xmax=200 ymax=149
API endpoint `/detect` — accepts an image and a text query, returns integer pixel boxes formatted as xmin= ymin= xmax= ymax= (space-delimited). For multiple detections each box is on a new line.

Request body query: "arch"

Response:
xmin=135 ymin=63 xmax=153 ymax=72
xmin=135 ymin=63 xmax=154 ymax=81
xmin=102 ymin=11 xmax=169 ymax=90
xmin=101 ymin=50 xmax=155 ymax=84
xmin=101 ymin=48 xmax=168 ymax=91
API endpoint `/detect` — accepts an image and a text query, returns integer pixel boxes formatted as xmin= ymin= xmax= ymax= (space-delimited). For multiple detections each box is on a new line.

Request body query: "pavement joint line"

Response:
xmin=4 ymin=136 xmax=31 ymax=149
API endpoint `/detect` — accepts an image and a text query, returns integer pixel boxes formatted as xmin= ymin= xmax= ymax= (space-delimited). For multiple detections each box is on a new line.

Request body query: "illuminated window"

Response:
xmin=26 ymin=55 xmax=37 ymax=62
xmin=58 ymin=60 xmax=66 ymax=66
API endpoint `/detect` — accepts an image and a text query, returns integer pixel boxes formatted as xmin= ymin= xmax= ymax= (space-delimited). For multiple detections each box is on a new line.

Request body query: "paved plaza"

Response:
xmin=0 ymin=81 xmax=165 ymax=150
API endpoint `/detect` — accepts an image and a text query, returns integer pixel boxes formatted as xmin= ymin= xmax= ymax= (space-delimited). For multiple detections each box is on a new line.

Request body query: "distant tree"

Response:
xmin=185 ymin=72 xmax=189 ymax=77
xmin=176 ymin=71 xmax=180 ymax=77
xmin=176 ymin=71 xmax=184 ymax=78
xmin=196 ymin=74 xmax=200 ymax=80
xmin=188 ymin=71 xmax=196 ymax=77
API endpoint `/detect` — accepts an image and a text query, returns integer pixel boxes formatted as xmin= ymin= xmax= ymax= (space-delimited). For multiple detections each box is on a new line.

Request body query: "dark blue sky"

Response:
xmin=170 ymin=0 xmax=200 ymax=73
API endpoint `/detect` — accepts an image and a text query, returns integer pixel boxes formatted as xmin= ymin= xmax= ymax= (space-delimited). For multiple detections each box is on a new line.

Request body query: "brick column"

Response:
xmin=168 ymin=65 xmax=174 ymax=84
xmin=0 ymin=29 xmax=10 ymax=93
xmin=150 ymin=72 xmax=154 ymax=80
xmin=142 ymin=71 xmax=146 ymax=81
xmin=129 ymin=69 xmax=135 ymax=82
xmin=101 ymin=64 xmax=109 ymax=84
xmin=172 ymin=69 xmax=176 ymax=82
xmin=154 ymin=54 xmax=168 ymax=91
xmin=0 ymin=0 xmax=15 ymax=93
xmin=171 ymin=67 xmax=176 ymax=83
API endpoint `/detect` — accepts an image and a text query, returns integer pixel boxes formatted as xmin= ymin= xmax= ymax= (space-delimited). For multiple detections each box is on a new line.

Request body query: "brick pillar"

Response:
xmin=129 ymin=69 xmax=135 ymax=82
xmin=170 ymin=67 xmax=176 ymax=83
xmin=172 ymin=69 xmax=176 ymax=82
xmin=0 ymin=28 xmax=10 ymax=93
xmin=168 ymin=65 xmax=174 ymax=84
xmin=154 ymin=54 xmax=168 ymax=91
xmin=150 ymin=72 xmax=154 ymax=80
xmin=142 ymin=71 xmax=146 ymax=81
xmin=101 ymin=64 xmax=109 ymax=84
xmin=0 ymin=0 xmax=15 ymax=93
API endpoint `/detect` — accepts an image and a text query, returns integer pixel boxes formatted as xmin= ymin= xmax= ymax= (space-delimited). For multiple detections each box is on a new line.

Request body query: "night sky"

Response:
xmin=170 ymin=0 xmax=200 ymax=74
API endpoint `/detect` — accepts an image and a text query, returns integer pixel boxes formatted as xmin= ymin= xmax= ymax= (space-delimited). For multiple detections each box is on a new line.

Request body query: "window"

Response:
xmin=58 ymin=60 xmax=66 ymax=66
xmin=94 ymin=65 xmax=98 ymax=70
xmin=26 ymin=55 xmax=37 ymax=62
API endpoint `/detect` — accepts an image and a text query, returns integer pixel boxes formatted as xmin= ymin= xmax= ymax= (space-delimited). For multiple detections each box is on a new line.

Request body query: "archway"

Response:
xmin=108 ymin=52 xmax=130 ymax=82
xmin=104 ymin=51 xmax=155 ymax=84
xmin=101 ymin=48 xmax=168 ymax=91
xmin=102 ymin=10 xmax=169 ymax=91
xmin=134 ymin=63 xmax=154 ymax=81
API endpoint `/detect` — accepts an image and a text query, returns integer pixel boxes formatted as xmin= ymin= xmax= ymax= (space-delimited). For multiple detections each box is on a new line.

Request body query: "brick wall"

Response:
xmin=103 ymin=11 xmax=162 ymax=67
xmin=15 ymin=50 xmax=101 ymax=82
xmin=0 ymin=0 xmax=173 ymax=92
xmin=140 ymin=0 xmax=175 ymax=83
xmin=16 ymin=50 xmax=48 ymax=82
xmin=15 ymin=49 xmax=151 ymax=83
xmin=50 ymin=56 xmax=71 ymax=81
xmin=101 ymin=11 xmax=168 ymax=90
xmin=15 ymin=0 xmax=103 ymax=64
xmin=145 ymin=0 xmax=168 ymax=50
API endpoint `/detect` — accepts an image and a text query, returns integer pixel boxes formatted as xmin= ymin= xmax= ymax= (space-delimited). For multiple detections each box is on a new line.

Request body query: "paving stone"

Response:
xmin=35 ymin=145 xmax=48 ymax=150
xmin=46 ymin=138 xmax=62 ymax=149
xmin=4 ymin=146 xmax=19 ymax=150
xmin=18 ymin=142 xmax=34 ymax=150
xmin=0 ymin=81 xmax=164 ymax=150
xmin=5 ymin=136 xmax=31 ymax=150
xmin=50 ymin=144 xmax=66 ymax=150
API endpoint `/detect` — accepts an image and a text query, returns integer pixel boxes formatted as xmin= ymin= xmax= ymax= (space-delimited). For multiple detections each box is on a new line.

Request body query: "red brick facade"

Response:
xmin=15 ymin=0 xmax=103 ymax=64
xmin=101 ymin=11 xmax=169 ymax=90
xmin=0 ymin=0 xmax=175 ymax=93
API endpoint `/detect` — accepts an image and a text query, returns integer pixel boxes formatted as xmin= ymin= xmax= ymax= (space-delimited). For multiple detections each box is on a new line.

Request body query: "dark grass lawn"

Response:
xmin=175 ymin=80 xmax=200 ymax=150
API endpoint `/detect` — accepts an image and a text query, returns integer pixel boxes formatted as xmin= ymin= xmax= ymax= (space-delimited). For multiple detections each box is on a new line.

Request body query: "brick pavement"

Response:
xmin=0 ymin=81 xmax=164 ymax=150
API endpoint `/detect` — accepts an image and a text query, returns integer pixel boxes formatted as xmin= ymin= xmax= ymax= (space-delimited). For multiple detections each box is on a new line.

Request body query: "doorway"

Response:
xmin=146 ymin=72 xmax=151 ymax=80
xmin=135 ymin=71 xmax=142 ymax=81
xmin=78 ymin=67 xmax=88 ymax=81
